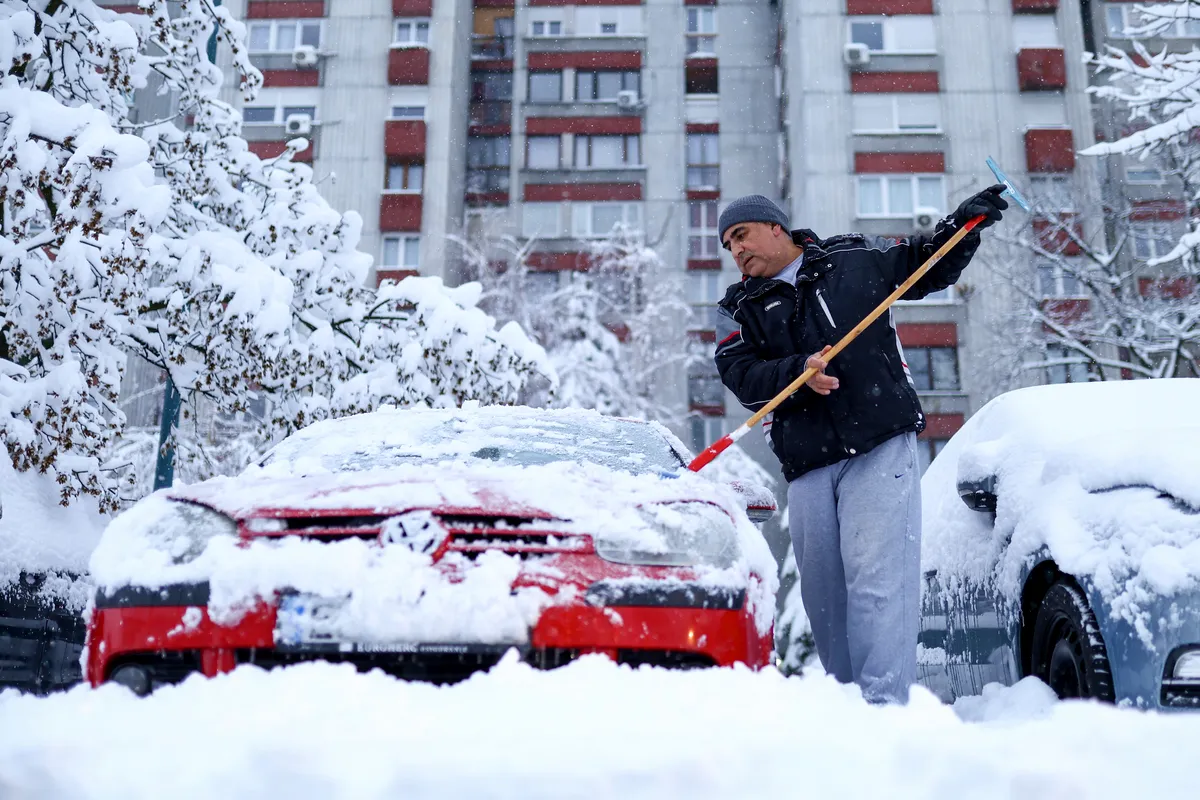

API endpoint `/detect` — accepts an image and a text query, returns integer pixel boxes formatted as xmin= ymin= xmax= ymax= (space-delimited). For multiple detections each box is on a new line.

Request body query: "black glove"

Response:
xmin=952 ymin=184 xmax=1008 ymax=230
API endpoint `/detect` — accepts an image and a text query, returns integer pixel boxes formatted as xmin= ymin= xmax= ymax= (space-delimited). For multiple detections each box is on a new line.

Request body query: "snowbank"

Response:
xmin=922 ymin=380 xmax=1200 ymax=640
xmin=1 ymin=659 xmax=1198 ymax=799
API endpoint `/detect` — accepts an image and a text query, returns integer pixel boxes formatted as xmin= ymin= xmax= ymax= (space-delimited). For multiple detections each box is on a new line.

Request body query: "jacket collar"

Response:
xmin=739 ymin=229 xmax=832 ymax=298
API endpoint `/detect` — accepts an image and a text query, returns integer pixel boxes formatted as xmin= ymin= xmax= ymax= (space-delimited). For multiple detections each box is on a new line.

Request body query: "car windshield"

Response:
xmin=260 ymin=408 xmax=686 ymax=476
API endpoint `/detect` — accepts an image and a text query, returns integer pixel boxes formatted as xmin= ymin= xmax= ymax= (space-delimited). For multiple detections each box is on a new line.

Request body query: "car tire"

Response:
xmin=1029 ymin=581 xmax=1115 ymax=702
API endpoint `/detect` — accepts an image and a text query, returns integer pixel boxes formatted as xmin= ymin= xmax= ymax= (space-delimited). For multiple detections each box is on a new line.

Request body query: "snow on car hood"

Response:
xmin=922 ymin=380 xmax=1200 ymax=644
xmin=90 ymin=460 xmax=778 ymax=641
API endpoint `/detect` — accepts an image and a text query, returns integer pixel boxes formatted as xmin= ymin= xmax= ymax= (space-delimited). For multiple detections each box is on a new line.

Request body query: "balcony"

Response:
xmin=393 ymin=0 xmax=432 ymax=14
xmin=472 ymin=35 xmax=514 ymax=60
xmin=465 ymin=169 xmax=511 ymax=194
xmin=1025 ymin=128 xmax=1075 ymax=173
xmin=385 ymin=120 xmax=427 ymax=159
xmin=388 ymin=47 xmax=430 ymax=85
xmin=1012 ymin=0 xmax=1057 ymax=9
xmin=1017 ymin=48 xmax=1066 ymax=90
xmin=380 ymin=193 xmax=423 ymax=232
xmin=469 ymin=101 xmax=512 ymax=131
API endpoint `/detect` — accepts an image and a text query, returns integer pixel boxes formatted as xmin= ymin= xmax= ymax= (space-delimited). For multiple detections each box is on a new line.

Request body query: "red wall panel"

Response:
xmin=384 ymin=120 xmax=427 ymax=160
xmin=528 ymin=51 xmax=642 ymax=70
xmin=523 ymin=183 xmax=643 ymax=202
xmin=850 ymin=72 xmax=940 ymax=93
xmin=897 ymin=323 xmax=958 ymax=347
xmin=246 ymin=1 xmax=325 ymax=19
xmin=847 ymin=0 xmax=934 ymax=13
xmin=1024 ymin=129 xmax=1075 ymax=173
xmin=379 ymin=194 xmax=423 ymax=232
xmin=1018 ymin=48 xmax=1067 ymax=90
xmin=854 ymin=152 xmax=945 ymax=173
xmin=388 ymin=48 xmax=430 ymax=85
xmin=525 ymin=117 xmax=641 ymax=135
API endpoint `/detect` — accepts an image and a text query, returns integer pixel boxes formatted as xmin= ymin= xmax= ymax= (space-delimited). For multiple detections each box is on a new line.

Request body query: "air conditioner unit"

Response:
xmin=615 ymin=90 xmax=640 ymax=111
xmin=843 ymin=42 xmax=870 ymax=67
xmin=284 ymin=113 xmax=313 ymax=135
xmin=292 ymin=45 xmax=319 ymax=67
xmin=913 ymin=207 xmax=940 ymax=234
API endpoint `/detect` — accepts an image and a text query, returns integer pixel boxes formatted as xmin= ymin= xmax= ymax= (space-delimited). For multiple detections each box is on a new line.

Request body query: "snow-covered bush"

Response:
xmin=0 ymin=0 xmax=549 ymax=513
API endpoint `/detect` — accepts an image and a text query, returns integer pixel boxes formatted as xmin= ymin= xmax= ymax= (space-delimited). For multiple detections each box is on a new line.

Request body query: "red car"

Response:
xmin=86 ymin=407 xmax=778 ymax=694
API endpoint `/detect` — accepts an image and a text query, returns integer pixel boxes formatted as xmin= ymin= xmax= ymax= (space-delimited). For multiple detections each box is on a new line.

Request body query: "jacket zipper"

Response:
xmin=816 ymin=289 xmax=837 ymax=328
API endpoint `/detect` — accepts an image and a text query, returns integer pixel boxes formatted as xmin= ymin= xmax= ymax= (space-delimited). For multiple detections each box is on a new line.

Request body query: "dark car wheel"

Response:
xmin=1029 ymin=581 xmax=1115 ymax=702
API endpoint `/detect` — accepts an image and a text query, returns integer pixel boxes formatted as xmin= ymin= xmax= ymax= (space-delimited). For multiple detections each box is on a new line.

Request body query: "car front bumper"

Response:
xmin=86 ymin=582 xmax=772 ymax=690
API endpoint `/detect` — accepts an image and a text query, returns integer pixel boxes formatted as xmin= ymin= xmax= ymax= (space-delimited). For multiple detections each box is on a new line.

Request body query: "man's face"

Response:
xmin=722 ymin=222 xmax=789 ymax=278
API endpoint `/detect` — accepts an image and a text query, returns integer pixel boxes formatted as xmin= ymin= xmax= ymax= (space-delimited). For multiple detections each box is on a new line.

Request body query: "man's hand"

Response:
xmin=805 ymin=346 xmax=839 ymax=395
xmin=952 ymin=184 xmax=1008 ymax=230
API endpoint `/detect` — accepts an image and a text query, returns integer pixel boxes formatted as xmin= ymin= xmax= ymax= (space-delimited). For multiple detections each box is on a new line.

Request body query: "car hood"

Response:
xmin=165 ymin=461 xmax=713 ymax=527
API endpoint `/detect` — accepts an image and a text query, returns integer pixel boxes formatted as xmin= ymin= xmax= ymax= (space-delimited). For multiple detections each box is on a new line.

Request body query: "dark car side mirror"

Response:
xmin=727 ymin=480 xmax=778 ymax=524
xmin=957 ymin=475 xmax=998 ymax=513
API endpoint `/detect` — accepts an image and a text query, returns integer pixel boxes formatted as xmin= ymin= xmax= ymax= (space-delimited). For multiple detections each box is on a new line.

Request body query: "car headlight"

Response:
xmin=1173 ymin=650 xmax=1200 ymax=680
xmin=142 ymin=501 xmax=238 ymax=564
xmin=595 ymin=502 xmax=740 ymax=568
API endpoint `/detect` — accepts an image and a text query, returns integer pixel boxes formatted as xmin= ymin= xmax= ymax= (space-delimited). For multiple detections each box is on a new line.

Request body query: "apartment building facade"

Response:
xmin=181 ymin=0 xmax=1132 ymax=474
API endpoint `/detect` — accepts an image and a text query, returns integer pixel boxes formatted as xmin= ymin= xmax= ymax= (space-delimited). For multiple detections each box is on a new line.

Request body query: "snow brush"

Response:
xmin=688 ymin=157 xmax=1030 ymax=473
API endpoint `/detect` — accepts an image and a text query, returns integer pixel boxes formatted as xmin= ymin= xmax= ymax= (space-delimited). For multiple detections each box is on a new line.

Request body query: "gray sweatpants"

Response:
xmin=787 ymin=431 xmax=921 ymax=704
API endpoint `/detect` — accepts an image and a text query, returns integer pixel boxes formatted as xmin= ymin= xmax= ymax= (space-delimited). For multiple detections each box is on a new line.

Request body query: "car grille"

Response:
xmin=434 ymin=513 xmax=588 ymax=560
xmin=277 ymin=515 xmax=390 ymax=542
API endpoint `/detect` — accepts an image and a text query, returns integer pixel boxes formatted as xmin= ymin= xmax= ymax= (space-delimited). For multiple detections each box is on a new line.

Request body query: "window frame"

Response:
xmin=522 ymin=202 xmax=565 ymax=239
xmin=686 ymin=7 xmax=717 ymax=56
xmin=850 ymin=94 xmax=942 ymax=135
xmin=686 ymin=271 xmax=722 ymax=331
xmin=1131 ymin=223 xmax=1178 ymax=261
xmin=525 ymin=135 xmax=562 ymax=170
xmin=1035 ymin=260 xmax=1085 ymax=299
xmin=241 ymin=103 xmax=318 ymax=126
xmin=1012 ymin=14 xmax=1061 ymax=49
xmin=527 ymin=70 xmax=564 ymax=104
xmin=575 ymin=70 xmax=641 ymax=102
xmin=381 ymin=234 xmax=421 ymax=269
xmin=1028 ymin=175 xmax=1077 ymax=212
xmin=687 ymin=200 xmax=720 ymax=259
xmin=389 ymin=105 xmax=426 ymax=120
xmin=247 ymin=19 xmax=323 ymax=53
xmin=905 ymin=345 xmax=960 ymax=393
xmin=686 ymin=132 xmax=720 ymax=190
xmin=384 ymin=162 xmax=424 ymax=193
xmin=687 ymin=356 xmax=725 ymax=410
xmin=570 ymin=201 xmax=643 ymax=238
xmin=530 ymin=19 xmax=564 ymax=37
xmin=574 ymin=134 xmax=641 ymax=169
xmin=689 ymin=414 xmax=725 ymax=454
xmin=1044 ymin=344 xmax=1095 ymax=385
xmin=393 ymin=18 xmax=431 ymax=47
xmin=1125 ymin=162 xmax=1165 ymax=184
xmin=855 ymin=174 xmax=945 ymax=219
xmin=847 ymin=16 xmax=937 ymax=55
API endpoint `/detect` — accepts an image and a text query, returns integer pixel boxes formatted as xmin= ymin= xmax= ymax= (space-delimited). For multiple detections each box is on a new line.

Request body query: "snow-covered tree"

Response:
xmin=1 ymin=1 xmax=549 ymax=511
xmin=972 ymin=195 xmax=1200 ymax=395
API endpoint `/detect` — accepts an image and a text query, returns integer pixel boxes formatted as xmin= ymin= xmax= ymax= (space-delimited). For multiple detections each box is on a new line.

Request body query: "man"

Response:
xmin=713 ymin=188 xmax=1006 ymax=703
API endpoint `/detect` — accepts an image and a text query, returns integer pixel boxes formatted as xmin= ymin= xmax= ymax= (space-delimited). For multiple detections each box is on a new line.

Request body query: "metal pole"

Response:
xmin=152 ymin=0 xmax=222 ymax=491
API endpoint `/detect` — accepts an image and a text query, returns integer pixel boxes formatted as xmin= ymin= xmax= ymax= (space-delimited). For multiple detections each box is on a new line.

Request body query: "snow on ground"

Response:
xmin=2 ymin=659 xmax=1198 ymax=800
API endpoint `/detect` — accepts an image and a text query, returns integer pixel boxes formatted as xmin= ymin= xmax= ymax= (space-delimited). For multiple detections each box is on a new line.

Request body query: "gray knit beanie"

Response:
xmin=717 ymin=195 xmax=790 ymax=246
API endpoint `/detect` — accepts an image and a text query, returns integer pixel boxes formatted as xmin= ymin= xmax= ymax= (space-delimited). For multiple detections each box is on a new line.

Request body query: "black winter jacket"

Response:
xmin=714 ymin=222 xmax=980 ymax=482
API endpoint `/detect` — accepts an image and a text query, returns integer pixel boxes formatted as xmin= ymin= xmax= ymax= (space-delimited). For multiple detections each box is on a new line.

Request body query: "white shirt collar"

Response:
xmin=773 ymin=253 xmax=805 ymax=286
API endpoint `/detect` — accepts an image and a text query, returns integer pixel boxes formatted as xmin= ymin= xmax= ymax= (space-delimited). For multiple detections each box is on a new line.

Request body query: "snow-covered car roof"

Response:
xmin=922 ymin=380 xmax=1200 ymax=642
xmin=256 ymin=404 xmax=687 ymax=477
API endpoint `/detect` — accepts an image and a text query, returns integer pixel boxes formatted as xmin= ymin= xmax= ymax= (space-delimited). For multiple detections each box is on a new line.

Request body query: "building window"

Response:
xmin=466 ymin=136 xmax=511 ymax=193
xmin=906 ymin=346 xmax=959 ymax=391
xmin=916 ymin=438 xmax=947 ymax=474
xmin=524 ymin=271 xmax=560 ymax=302
xmin=385 ymin=163 xmax=423 ymax=192
xmin=472 ymin=72 xmax=513 ymax=101
xmin=688 ymin=357 xmax=724 ymax=412
xmin=575 ymin=70 xmax=640 ymax=102
xmin=689 ymin=414 xmax=724 ymax=454
xmin=526 ymin=135 xmax=561 ymax=169
xmin=851 ymin=95 xmax=940 ymax=134
xmin=522 ymin=203 xmax=564 ymax=239
xmin=601 ymin=22 xmax=618 ymax=35
xmin=1028 ymin=176 xmax=1075 ymax=212
xmin=688 ymin=201 xmax=720 ymax=259
xmin=686 ymin=8 xmax=717 ymax=56
xmin=856 ymin=175 xmax=944 ymax=218
xmin=1107 ymin=6 xmax=1200 ymax=39
xmin=1036 ymin=261 xmax=1083 ymax=298
xmin=528 ymin=71 xmax=563 ymax=103
xmin=1012 ymin=15 xmax=1060 ymax=48
xmin=687 ymin=271 xmax=722 ymax=331
xmin=247 ymin=19 xmax=321 ymax=52
xmin=1044 ymin=344 xmax=1094 ymax=384
xmin=687 ymin=133 xmax=719 ymax=190
xmin=390 ymin=105 xmax=425 ymax=119
xmin=1021 ymin=94 xmax=1067 ymax=129
xmin=1126 ymin=163 xmax=1164 ymax=184
xmin=530 ymin=20 xmax=563 ymax=37
xmin=571 ymin=202 xmax=642 ymax=238
xmin=382 ymin=235 xmax=420 ymax=268
xmin=574 ymin=135 xmax=640 ymax=168
xmin=848 ymin=16 xmax=936 ymax=54
xmin=685 ymin=63 xmax=718 ymax=95
xmin=242 ymin=104 xmax=316 ymax=125
xmin=394 ymin=19 xmax=431 ymax=46
xmin=1132 ymin=224 xmax=1178 ymax=261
